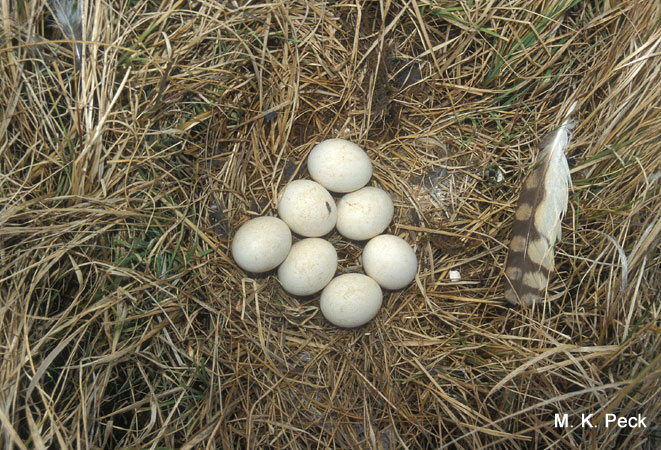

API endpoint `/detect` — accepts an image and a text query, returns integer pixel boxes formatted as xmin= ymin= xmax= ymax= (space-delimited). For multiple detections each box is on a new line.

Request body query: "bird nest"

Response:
xmin=1 ymin=1 xmax=659 ymax=449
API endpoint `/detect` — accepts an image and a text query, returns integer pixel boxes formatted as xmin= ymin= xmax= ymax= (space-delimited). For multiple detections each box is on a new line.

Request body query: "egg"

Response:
xmin=319 ymin=273 xmax=383 ymax=328
xmin=307 ymin=138 xmax=373 ymax=193
xmin=277 ymin=180 xmax=337 ymax=237
xmin=231 ymin=216 xmax=292 ymax=273
xmin=362 ymin=234 xmax=417 ymax=290
xmin=336 ymin=187 xmax=394 ymax=240
xmin=277 ymin=238 xmax=338 ymax=296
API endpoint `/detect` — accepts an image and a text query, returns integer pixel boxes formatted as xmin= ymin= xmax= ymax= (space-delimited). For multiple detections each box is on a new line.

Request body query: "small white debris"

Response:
xmin=449 ymin=270 xmax=461 ymax=281
xmin=494 ymin=167 xmax=504 ymax=183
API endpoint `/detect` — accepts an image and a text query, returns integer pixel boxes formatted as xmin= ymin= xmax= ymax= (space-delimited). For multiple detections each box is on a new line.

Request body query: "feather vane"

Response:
xmin=51 ymin=0 xmax=83 ymax=66
xmin=504 ymin=103 xmax=577 ymax=305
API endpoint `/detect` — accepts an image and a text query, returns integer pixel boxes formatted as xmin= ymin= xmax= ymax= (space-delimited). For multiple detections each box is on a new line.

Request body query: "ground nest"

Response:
xmin=1 ymin=1 xmax=659 ymax=449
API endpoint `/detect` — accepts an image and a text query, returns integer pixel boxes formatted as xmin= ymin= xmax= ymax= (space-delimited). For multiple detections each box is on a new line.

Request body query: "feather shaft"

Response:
xmin=504 ymin=104 xmax=577 ymax=305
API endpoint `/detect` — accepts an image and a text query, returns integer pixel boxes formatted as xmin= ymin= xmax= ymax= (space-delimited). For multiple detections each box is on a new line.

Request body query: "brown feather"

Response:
xmin=504 ymin=105 xmax=576 ymax=305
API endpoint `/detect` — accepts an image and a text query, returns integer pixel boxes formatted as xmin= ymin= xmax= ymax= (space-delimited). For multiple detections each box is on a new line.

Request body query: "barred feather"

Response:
xmin=504 ymin=103 xmax=577 ymax=305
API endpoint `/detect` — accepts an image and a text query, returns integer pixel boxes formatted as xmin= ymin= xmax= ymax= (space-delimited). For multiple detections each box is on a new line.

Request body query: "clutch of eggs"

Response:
xmin=231 ymin=138 xmax=417 ymax=328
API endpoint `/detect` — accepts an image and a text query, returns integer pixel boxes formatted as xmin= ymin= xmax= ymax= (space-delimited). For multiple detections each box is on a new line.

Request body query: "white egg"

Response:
xmin=307 ymin=139 xmax=373 ymax=193
xmin=278 ymin=238 xmax=338 ymax=296
xmin=362 ymin=234 xmax=417 ymax=290
xmin=320 ymin=273 xmax=383 ymax=328
xmin=336 ymin=187 xmax=394 ymax=240
xmin=277 ymin=180 xmax=337 ymax=237
xmin=231 ymin=216 xmax=292 ymax=273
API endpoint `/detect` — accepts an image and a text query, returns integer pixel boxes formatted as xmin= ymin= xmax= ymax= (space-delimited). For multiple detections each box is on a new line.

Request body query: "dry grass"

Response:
xmin=1 ymin=1 xmax=660 ymax=449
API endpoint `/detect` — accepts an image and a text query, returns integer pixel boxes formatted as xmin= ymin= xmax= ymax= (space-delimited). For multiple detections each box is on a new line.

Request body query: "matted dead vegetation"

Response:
xmin=1 ymin=1 xmax=659 ymax=448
